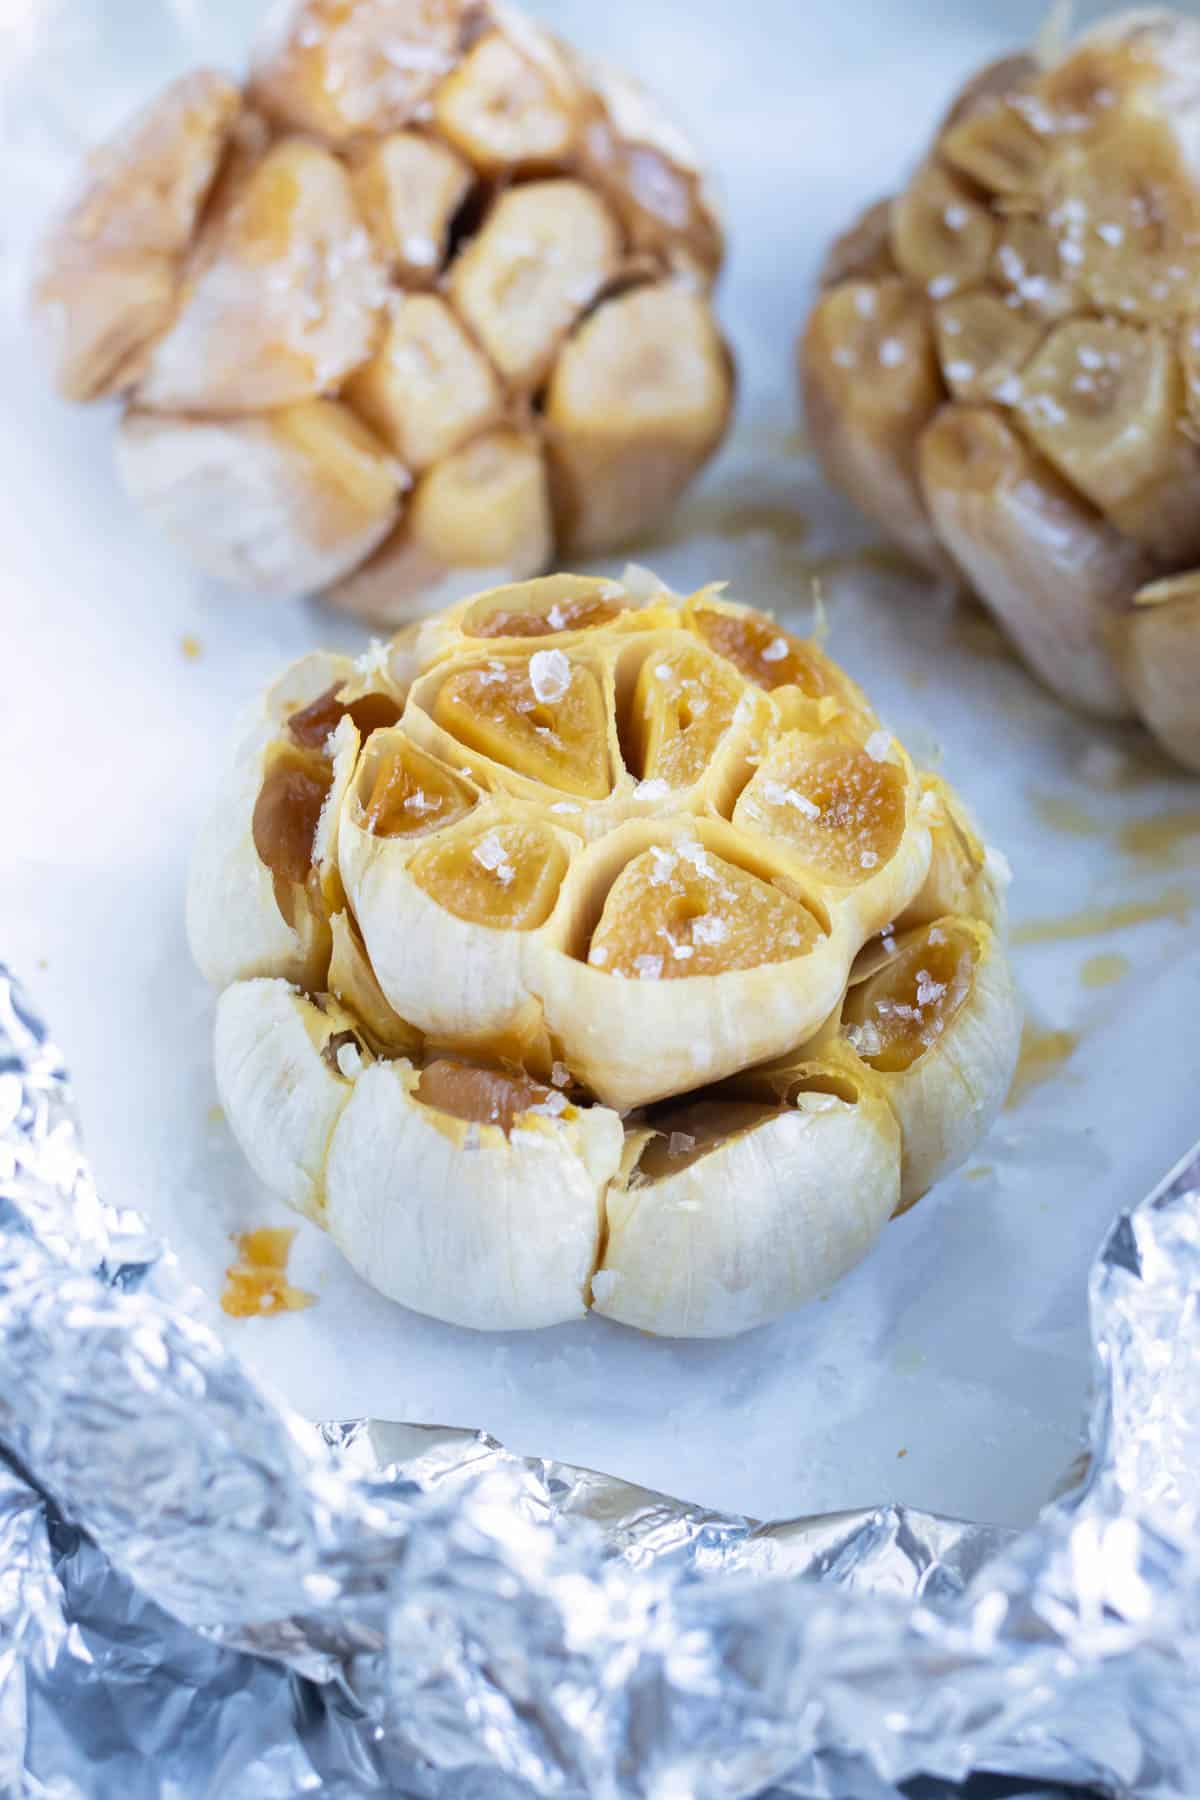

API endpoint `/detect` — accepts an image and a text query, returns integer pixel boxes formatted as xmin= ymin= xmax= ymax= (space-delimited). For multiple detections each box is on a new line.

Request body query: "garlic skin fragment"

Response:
xmin=594 ymin=1088 xmax=901 ymax=1338
xmin=214 ymin=978 xmax=362 ymax=1225
xmin=324 ymin=1059 xmax=623 ymax=1331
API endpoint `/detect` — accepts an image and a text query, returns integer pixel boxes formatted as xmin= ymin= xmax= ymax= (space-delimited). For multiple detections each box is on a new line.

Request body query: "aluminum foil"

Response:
xmin=1 ymin=959 xmax=1198 ymax=1799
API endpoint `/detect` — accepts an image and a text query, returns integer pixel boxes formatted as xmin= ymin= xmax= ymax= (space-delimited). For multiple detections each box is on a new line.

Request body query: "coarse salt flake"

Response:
xmin=551 ymin=1062 xmax=571 ymax=1088
xmin=865 ymin=730 xmax=891 ymax=762
xmin=762 ymin=636 xmax=789 ymax=663
xmin=691 ymin=915 xmax=727 ymax=946
xmin=668 ymin=1131 xmax=697 ymax=1157
xmin=529 ymin=648 xmax=571 ymax=704
xmin=336 ymin=1042 xmax=364 ymax=1079
xmin=472 ymin=833 xmax=515 ymax=883
xmin=633 ymin=953 xmax=663 ymax=981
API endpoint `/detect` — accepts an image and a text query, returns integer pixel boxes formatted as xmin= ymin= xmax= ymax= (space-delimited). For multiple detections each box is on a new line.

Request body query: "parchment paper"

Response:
xmin=4 ymin=0 xmax=1198 ymax=1532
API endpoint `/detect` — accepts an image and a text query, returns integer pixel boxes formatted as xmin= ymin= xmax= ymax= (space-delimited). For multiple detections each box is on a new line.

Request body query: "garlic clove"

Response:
xmin=544 ymin=283 xmax=733 ymax=555
xmin=447 ymin=178 xmax=621 ymax=389
xmin=841 ymin=914 xmax=1022 ymax=1206
xmin=1120 ymin=574 xmax=1200 ymax=772
xmin=801 ymin=276 xmax=952 ymax=575
xmin=326 ymin=427 xmax=551 ymax=628
xmin=323 ymin=1055 xmax=623 ymax=1330
xmin=344 ymin=293 xmax=502 ymax=472
xmin=249 ymin=0 xmax=476 ymax=143
xmin=214 ymin=978 xmax=366 ymax=1224
xmin=32 ymin=69 xmax=242 ymax=402
xmin=919 ymin=403 xmax=1144 ymax=718
xmin=432 ymin=26 xmax=581 ymax=172
xmin=136 ymin=136 xmax=385 ymax=414
xmin=594 ymin=1073 xmax=900 ymax=1337
xmin=117 ymin=401 xmax=405 ymax=596
xmin=349 ymin=130 xmax=473 ymax=285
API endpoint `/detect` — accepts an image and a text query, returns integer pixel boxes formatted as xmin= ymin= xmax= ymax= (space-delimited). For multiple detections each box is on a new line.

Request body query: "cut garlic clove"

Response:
xmin=214 ymin=978 xmax=366 ymax=1224
xmin=447 ymin=178 xmax=621 ymax=389
xmin=801 ymin=276 xmax=951 ymax=574
xmin=187 ymin=652 xmax=356 ymax=991
xmin=594 ymin=1076 xmax=900 ymax=1338
xmin=327 ymin=428 xmax=551 ymax=627
xmin=349 ymin=131 xmax=473 ymax=284
xmin=937 ymin=58 xmax=1048 ymax=198
xmin=544 ymin=283 xmax=733 ymax=555
xmin=136 ymin=137 xmax=384 ymax=414
xmin=889 ymin=161 xmax=997 ymax=299
xmin=328 ymin=909 xmax=423 ymax=1057
xmin=842 ymin=914 xmax=1021 ymax=1206
xmin=1016 ymin=318 xmax=1181 ymax=514
xmin=323 ymin=1056 xmax=623 ymax=1330
xmin=344 ymin=293 xmax=502 ymax=471
xmin=990 ymin=215 xmax=1081 ymax=323
xmin=1121 ymin=574 xmax=1200 ymax=771
xmin=117 ymin=400 xmax=405 ymax=596
xmin=919 ymin=403 xmax=1144 ymax=718
xmin=818 ymin=196 xmax=897 ymax=288
xmin=933 ymin=290 xmax=1045 ymax=406
xmin=249 ymin=0 xmax=474 ymax=142
xmin=433 ymin=27 xmax=580 ymax=172
xmin=32 ymin=70 xmax=242 ymax=402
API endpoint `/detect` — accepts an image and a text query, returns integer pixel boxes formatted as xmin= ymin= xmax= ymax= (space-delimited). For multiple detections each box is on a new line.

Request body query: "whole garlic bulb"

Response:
xmin=801 ymin=8 xmax=1200 ymax=772
xmin=190 ymin=569 xmax=1020 ymax=1337
xmin=33 ymin=1 xmax=732 ymax=622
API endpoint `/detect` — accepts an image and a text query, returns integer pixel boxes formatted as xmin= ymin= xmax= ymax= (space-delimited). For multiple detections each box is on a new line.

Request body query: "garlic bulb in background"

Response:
xmin=801 ymin=8 xmax=1200 ymax=772
xmin=190 ymin=569 xmax=1020 ymax=1337
xmin=33 ymin=1 xmax=733 ymax=622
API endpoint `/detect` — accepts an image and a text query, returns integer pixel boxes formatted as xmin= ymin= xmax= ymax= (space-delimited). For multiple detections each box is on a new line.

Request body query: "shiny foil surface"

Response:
xmin=1 ymin=961 xmax=1198 ymax=1797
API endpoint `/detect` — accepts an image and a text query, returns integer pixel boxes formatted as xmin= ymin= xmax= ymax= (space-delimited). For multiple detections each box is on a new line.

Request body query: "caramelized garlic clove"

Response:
xmin=349 ymin=131 xmax=473 ymax=284
xmin=448 ymin=178 xmax=621 ymax=389
xmin=136 ymin=136 xmax=385 ymax=413
xmin=323 ymin=1056 xmax=623 ymax=1330
xmin=117 ymin=400 xmax=405 ymax=595
xmin=32 ymin=70 xmax=242 ymax=401
xmin=594 ymin=1080 xmax=900 ymax=1337
xmin=842 ymin=915 xmax=1021 ymax=1206
xmin=933 ymin=289 xmax=1045 ymax=405
xmin=214 ymin=978 xmax=366 ymax=1224
xmin=919 ymin=403 xmax=1144 ymax=718
xmin=432 ymin=26 xmax=581 ymax=172
xmin=344 ymin=293 xmax=503 ymax=471
xmin=249 ymin=0 xmax=476 ymax=143
xmin=544 ymin=283 xmax=733 ymax=555
xmin=801 ymin=275 xmax=952 ymax=574
xmin=1120 ymin=574 xmax=1200 ymax=771
xmin=327 ymin=427 xmax=551 ymax=626
xmin=889 ymin=160 xmax=997 ymax=299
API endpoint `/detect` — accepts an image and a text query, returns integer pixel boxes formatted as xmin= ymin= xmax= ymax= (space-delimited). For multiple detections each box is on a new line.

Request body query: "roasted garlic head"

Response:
xmin=189 ymin=571 xmax=1019 ymax=1337
xmin=33 ymin=2 xmax=732 ymax=621
xmin=802 ymin=8 xmax=1200 ymax=771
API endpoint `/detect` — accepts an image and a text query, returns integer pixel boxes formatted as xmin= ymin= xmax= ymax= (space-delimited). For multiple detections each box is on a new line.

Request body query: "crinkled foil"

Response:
xmin=2 ymin=961 xmax=1199 ymax=1799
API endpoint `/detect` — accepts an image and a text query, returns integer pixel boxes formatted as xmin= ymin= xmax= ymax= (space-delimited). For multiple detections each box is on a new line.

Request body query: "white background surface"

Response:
xmin=3 ymin=0 xmax=1199 ymax=1529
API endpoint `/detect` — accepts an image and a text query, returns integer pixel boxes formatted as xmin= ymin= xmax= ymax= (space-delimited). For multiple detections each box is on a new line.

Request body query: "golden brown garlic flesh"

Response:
xmin=34 ymin=0 xmax=732 ymax=615
xmin=192 ymin=572 xmax=1018 ymax=1336
xmin=800 ymin=7 xmax=1200 ymax=771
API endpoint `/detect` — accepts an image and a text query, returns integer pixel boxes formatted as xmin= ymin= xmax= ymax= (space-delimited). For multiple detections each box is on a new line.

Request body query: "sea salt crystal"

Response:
xmin=635 ymin=778 xmax=670 ymax=800
xmin=928 ymin=275 xmax=955 ymax=299
xmin=761 ymin=636 xmax=789 ymax=663
xmin=529 ymin=648 xmax=571 ymax=704
xmin=546 ymin=604 xmax=567 ymax=630
xmin=915 ymin=970 xmax=946 ymax=1008
xmin=860 ymin=849 xmax=879 ymax=870
xmin=763 ymin=778 xmax=820 ymax=819
xmin=946 ymin=360 xmax=976 ymax=385
xmin=591 ymin=1269 xmax=618 ymax=1304
xmin=677 ymin=840 xmax=713 ymax=875
xmin=991 ymin=374 xmax=1023 ymax=405
xmin=671 ymin=941 xmax=695 ymax=960
xmin=649 ymin=846 xmax=677 ymax=884
xmin=589 ymin=945 xmax=609 ymax=966
xmin=668 ymin=1132 xmax=696 ymax=1157
xmin=354 ymin=638 xmax=389 ymax=679
xmin=846 ymin=1020 xmax=883 ymax=1057
xmin=654 ymin=662 xmax=674 ymax=681
xmin=943 ymin=203 xmax=969 ymax=231
xmin=878 ymin=337 xmax=905 ymax=367
xmin=551 ymin=1062 xmax=571 ymax=1088
xmin=336 ymin=1042 xmax=364 ymax=1079
xmin=550 ymin=801 xmax=581 ymax=814
xmin=472 ymin=833 xmax=515 ymax=884
xmin=633 ymin=954 xmax=663 ymax=981
xmin=529 ymin=1090 xmax=568 ymax=1117
xmin=691 ymin=915 xmax=727 ymax=947
xmin=865 ymin=729 xmax=891 ymax=762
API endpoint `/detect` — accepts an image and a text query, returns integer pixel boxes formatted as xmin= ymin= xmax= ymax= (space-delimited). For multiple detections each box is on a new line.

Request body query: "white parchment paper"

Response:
xmin=3 ymin=0 xmax=1198 ymax=1532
